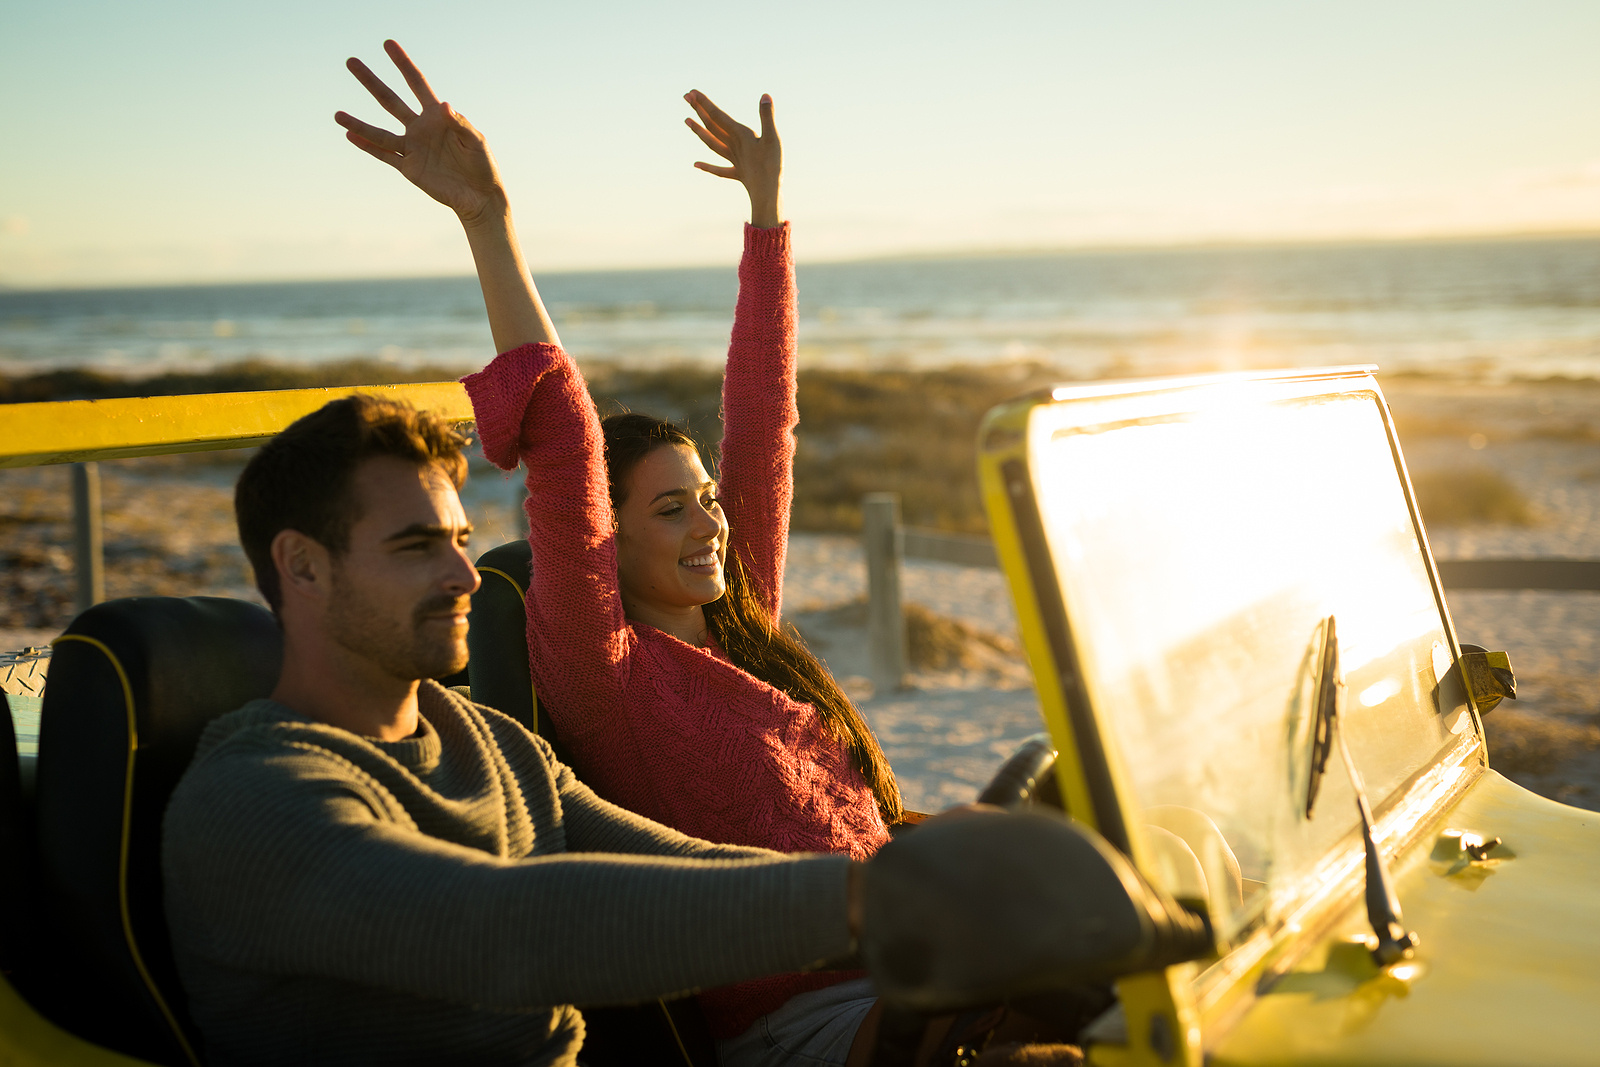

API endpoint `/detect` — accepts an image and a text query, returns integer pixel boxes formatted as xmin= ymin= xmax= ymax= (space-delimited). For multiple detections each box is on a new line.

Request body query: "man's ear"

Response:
xmin=270 ymin=528 xmax=332 ymax=606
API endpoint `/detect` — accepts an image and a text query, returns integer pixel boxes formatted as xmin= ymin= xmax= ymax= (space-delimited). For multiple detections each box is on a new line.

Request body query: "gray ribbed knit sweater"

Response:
xmin=162 ymin=682 xmax=854 ymax=1066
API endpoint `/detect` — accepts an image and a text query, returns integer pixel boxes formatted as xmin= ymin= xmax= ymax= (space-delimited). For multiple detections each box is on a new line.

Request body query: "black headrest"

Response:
xmin=36 ymin=596 xmax=281 ymax=1066
xmin=468 ymin=540 xmax=543 ymax=738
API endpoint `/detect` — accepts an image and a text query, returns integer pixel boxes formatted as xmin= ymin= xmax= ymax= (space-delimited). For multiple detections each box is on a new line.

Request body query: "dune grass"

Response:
xmin=793 ymin=597 xmax=1019 ymax=673
xmin=1388 ymin=413 xmax=1486 ymax=441
xmin=0 ymin=359 xmax=474 ymax=405
xmin=904 ymin=602 xmax=1019 ymax=671
xmin=1409 ymin=467 xmax=1537 ymax=527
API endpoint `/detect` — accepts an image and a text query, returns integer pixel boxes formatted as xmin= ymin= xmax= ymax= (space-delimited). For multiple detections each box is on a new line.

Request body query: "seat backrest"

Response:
xmin=466 ymin=543 xmax=713 ymax=1067
xmin=36 ymin=597 xmax=282 ymax=1067
xmin=0 ymin=690 xmax=39 ymax=994
xmin=468 ymin=540 xmax=550 ymax=742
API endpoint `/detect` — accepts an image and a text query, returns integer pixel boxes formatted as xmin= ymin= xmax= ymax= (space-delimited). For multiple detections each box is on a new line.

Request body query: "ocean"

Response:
xmin=2 ymin=234 xmax=1599 ymax=381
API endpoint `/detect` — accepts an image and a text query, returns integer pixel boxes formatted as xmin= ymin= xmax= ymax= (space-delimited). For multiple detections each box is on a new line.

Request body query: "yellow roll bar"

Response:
xmin=0 ymin=382 xmax=474 ymax=469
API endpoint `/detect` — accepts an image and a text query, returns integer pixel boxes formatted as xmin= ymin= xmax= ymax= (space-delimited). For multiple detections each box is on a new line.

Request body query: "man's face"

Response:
xmin=325 ymin=455 xmax=479 ymax=682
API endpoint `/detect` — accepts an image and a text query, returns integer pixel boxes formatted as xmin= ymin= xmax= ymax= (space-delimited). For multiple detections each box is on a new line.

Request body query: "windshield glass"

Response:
xmin=1028 ymin=380 xmax=1469 ymax=945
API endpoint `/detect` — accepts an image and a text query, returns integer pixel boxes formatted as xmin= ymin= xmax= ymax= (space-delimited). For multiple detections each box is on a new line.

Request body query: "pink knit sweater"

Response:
xmin=463 ymin=223 xmax=889 ymax=1039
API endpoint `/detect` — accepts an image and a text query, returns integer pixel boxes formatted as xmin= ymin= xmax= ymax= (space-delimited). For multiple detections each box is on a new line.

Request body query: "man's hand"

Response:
xmin=859 ymin=809 xmax=1214 ymax=1012
xmin=685 ymin=90 xmax=783 ymax=229
xmin=335 ymin=40 xmax=507 ymax=228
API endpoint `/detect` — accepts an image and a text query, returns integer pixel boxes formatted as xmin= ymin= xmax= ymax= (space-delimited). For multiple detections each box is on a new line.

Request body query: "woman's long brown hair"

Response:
xmin=603 ymin=412 xmax=904 ymax=826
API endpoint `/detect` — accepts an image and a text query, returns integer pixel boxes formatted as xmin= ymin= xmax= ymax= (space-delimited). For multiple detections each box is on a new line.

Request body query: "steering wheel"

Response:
xmin=976 ymin=732 xmax=1060 ymax=810
xmin=870 ymin=733 xmax=1087 ymax=1067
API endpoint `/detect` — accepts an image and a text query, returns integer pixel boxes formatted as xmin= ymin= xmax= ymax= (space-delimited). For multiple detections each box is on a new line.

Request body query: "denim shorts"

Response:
xmin=715 ymin=977 xmax=878 ymax=1067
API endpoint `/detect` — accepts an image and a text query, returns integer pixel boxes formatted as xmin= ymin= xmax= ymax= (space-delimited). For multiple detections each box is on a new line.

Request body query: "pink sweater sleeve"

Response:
xmin=717 ymin=223 xmax=798 ymax=620
xmin=461 ymin=344 xmax=631 ymax=741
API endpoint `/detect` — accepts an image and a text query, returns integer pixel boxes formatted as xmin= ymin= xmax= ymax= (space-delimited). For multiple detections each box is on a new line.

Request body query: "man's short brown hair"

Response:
xmin=236 ymin=394 xmax=470 ymax=611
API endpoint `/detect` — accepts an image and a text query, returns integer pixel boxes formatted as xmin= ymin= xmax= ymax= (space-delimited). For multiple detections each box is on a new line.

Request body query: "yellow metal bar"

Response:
xmin=0 ymin=972 xmax=157 ymax=1065
xmin=0 ymin=382 xmax=473 ymax=468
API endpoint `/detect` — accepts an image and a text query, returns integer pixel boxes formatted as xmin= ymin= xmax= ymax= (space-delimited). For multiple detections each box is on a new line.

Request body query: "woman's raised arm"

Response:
xmin=335 ymin=40 xmax=560 ymax=354
xmin=684 ymin=92 xmax=796 ymax=615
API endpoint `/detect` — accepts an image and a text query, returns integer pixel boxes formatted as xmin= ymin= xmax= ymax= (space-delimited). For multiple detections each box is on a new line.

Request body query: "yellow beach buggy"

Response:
xmin=0 ymin=364 xmax=1593 ymax=1065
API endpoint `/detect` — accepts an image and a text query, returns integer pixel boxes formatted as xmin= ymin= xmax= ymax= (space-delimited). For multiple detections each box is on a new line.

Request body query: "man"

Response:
xmin=163 ymin=395 xmax=1199 ymax=1067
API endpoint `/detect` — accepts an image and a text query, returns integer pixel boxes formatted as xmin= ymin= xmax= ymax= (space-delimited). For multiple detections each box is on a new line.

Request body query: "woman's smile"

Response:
xmin=672 ymin=537 xmax=726 ymax=600
xmin=680 ymin=548 xmax=721 ymax=574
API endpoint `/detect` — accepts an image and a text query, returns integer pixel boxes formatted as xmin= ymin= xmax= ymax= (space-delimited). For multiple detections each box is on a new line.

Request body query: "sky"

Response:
xmin=2 ymin=0 xmax=1599 ymax=289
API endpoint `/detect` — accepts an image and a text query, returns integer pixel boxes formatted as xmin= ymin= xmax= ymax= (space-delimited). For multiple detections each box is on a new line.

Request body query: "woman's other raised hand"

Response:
xmin=685 ymin=91 xmax=783 ymax=229
xmin=335 ymin=40 xmax=506 ymax=228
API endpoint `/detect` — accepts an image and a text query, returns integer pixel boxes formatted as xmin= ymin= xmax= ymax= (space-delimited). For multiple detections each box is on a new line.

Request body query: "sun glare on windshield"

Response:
xmin=1028 ymin=381 xmax=1462 ymax=945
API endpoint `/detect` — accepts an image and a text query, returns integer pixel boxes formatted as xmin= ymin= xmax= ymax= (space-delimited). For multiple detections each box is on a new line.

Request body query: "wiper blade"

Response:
xmin=1302 ymin=614 xmax=1419 ymax=966
xmin=1304 ymin=616 xmax=1339 ymax=820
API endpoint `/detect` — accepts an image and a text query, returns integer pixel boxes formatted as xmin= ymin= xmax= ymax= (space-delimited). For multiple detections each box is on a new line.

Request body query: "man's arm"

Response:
xmin=555 ymin=761 xmax=867 ymax=944
xmin=553 ymin=758 xmax=780 ymax=861
xmin=164 ymin=748 xmax=854 ymax=1011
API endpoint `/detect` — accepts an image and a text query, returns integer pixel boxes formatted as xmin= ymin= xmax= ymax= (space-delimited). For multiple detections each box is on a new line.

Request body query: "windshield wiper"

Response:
xmin=1303 ymin=615 xmax=1419 ymax=967
xmin=1303 ymin=616 xmax=1340 ymax=820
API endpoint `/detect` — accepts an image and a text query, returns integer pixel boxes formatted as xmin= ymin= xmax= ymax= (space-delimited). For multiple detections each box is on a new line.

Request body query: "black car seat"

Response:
xmin=466 ymin=540 xmax=716 ymax=1067
xmin=35 ymin=597 xmax=282 ymax=1066
xmin=466 ymin=539 xmax=544 ymax=739
xmin=0 ymin=687 xmax=41 ymax=999
xmin=2 ymin=681 xmax=165 ymax=1065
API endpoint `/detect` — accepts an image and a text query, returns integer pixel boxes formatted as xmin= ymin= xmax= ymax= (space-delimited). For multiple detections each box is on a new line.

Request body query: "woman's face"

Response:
xmin=614 ymin=443 xmax=730 ymax=616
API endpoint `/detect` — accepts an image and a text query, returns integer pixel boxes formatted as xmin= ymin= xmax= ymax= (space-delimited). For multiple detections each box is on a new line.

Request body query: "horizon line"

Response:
xmin=4 ymin=224 xmax=1599 ymax=295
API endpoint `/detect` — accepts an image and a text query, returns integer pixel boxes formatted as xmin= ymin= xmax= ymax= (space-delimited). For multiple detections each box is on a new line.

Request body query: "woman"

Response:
xmin=337 ymin=40 xmax=906 ymax=1066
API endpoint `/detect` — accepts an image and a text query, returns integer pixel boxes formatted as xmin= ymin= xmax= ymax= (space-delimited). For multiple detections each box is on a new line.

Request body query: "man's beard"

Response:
xmin=327 ymin=569 xmax=469 ymax=682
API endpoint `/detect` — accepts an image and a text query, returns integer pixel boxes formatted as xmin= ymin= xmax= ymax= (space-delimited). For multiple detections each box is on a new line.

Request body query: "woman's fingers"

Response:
xmin=758 ymin=93 xmax=776 ymax=141
xmin=333 ymin=111 xmax=405 ymax=154
xmin=343 ymin=130 xmax=403 ymax=170
xmin=687 ymin=90 xmax=750 ymax=142
xmin=684 ymin=93 xmax=728 ymax=141
xmin=684 ymin=118 xmax=733 ymax=160
xmin=383 ymin=39 xmax=442 ymax=108
xmin=346 ymin=56 xmax=416 ymax=124
xmin=691 ymin=91 xmax=743 ymax=133
xmin=693 ymin=161 xmax=739 ymax=180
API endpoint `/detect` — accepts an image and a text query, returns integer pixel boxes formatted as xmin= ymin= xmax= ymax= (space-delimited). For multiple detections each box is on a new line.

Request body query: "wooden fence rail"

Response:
xmin=862 ymin=491 xmax=1600 ymax=690
xmin=1434 ymin=559 xmax=1600 ymax=592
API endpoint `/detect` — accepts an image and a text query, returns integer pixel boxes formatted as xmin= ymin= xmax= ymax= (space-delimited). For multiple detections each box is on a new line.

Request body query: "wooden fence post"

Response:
xmin=71 ymin=461 xmax=104 ymax=614
xmin=863 ymin=492 xmax=908 ymax=692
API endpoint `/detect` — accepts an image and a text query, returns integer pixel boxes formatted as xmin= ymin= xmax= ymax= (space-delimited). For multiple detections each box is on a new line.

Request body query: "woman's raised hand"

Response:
xmin=335 ymin=40 xmax=506 ymax=227
xmin=685 ymin=91 xmax=783 ymax=229
xmin=337 ymin=40 xmax=556 ymax=352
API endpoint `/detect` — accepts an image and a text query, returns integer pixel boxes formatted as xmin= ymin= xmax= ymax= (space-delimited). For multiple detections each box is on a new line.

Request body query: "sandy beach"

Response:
xmin=3 ymin=373 xmax=1599 ymax=813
